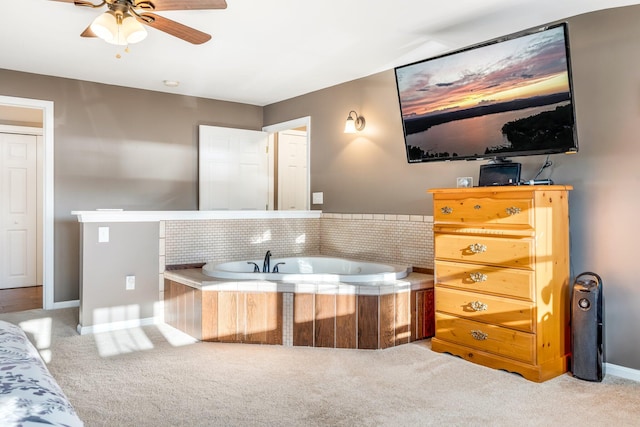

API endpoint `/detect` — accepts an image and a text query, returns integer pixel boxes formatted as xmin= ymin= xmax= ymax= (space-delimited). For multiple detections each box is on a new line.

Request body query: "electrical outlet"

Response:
xmin=312 ymin=192 xmax=324 ymax=204
xmin=126 ymin=275 xmax=135 ymax=290
xmin=456 ymin=177 xmax=473 ymax=188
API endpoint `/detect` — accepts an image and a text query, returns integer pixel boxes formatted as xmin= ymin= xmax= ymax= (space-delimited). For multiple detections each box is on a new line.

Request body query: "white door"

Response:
xmin=0 ymin=133 xmax=37 ymax=289
xmin=278 ymin=130 xmax=308 ymax=210
xmin=199 ymin=125 xmax=269 ymax=210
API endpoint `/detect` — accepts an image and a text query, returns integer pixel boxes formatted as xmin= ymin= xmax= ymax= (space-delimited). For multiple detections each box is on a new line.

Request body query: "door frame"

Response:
xmin=0 ymin=95 xmax=55 ymax=310
xmin=262 ymin=116 xmax=311 ymax=210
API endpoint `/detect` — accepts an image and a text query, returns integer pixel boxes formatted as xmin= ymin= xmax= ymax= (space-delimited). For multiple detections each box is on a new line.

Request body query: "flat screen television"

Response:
xmin=394 ymin=23 xmax=578 ymax=163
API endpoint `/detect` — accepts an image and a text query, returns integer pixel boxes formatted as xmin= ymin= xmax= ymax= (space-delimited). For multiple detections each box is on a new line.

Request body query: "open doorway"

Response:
xmin=0 ymin=125 xmax=41 ymax=312
xmin=0 ymin=96 xmax=55 ymax=311
xmin=263 ymin=117 xmax=310 ymax=210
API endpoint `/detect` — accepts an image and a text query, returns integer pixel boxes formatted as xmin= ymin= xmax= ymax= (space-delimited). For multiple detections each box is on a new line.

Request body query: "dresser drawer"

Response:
xmin=435 ymin=287 xmax=534 ymax=332
xmin=433 ymin=197 xmax=533 ymax=227
xmin=435 ymin=233 xmax=534 ymax=269
xmin=435 ymin=312 xmax=535 ymax=363
xmin=435 ymin=260 xmax=534 ymax=301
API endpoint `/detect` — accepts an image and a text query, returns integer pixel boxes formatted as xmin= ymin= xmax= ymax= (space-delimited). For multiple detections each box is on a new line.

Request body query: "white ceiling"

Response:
xmin=2 ymin=0 xmax=638 ymax=106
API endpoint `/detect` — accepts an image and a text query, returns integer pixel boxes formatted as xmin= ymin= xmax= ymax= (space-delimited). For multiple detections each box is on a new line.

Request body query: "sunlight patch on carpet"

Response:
xmin=94 ymin=327 xmax=154 ymax=357
xmin=156 ymin=323 xmax=198 ymax=347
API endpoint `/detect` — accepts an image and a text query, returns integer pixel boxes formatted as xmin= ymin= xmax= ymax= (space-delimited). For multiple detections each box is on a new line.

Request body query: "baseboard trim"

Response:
xmin=77 ymin=317 xmax=157 ymax=335
xmin=51 ymin=299 xmax=79 ymax=310
xmin=605 ymin=363 xmax=640 ymax=382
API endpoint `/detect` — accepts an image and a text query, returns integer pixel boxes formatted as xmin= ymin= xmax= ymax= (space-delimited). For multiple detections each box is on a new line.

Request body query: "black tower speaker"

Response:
xmin=571 ymin=272 xmax=604 ymax=382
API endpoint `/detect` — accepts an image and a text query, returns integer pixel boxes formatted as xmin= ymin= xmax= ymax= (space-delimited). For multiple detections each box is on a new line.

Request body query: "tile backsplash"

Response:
xmin=164 ymin=213 xmax=433 ymax=270
xmin=165 ymin=218 xmax=320 ymax=265
xmin=320 ymin=213 xmax=433 ymax=270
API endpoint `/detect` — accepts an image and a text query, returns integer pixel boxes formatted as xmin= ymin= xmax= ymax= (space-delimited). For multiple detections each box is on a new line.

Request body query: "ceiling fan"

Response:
xmin=52 ymin=0 xmax=227 ymax=45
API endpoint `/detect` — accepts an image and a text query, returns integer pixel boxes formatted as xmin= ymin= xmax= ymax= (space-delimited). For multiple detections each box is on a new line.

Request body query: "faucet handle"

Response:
xmin=247 ymin=262 xmax=260 ymax=272
xmin=272 ymin=262 xmax=286 ymax=273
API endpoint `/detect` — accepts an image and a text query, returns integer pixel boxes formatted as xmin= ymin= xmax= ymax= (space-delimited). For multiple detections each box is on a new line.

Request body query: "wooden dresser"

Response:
xmin=428 ymin=186 xmax=572 ymax=382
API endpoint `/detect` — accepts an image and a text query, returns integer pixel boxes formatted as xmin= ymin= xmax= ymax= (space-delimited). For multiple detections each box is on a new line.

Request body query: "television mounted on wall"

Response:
xmin=394 ymin=23 xmax=578 ymax=164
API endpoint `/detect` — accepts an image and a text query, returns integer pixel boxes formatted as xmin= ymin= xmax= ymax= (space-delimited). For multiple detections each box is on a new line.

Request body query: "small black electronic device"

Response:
xmin=520 ymin=179 xmax=554 ymax=185
xmin=478 ymin=163 xmax=521 ymax=186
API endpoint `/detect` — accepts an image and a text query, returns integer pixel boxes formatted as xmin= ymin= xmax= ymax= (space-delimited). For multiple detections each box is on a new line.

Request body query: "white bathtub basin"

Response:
xmin=202 ymin=256 xmax=411 ymax=283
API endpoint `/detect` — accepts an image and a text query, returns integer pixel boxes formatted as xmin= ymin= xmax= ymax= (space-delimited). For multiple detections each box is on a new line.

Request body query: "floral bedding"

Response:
xmin=0 ymin=320 xmax=83 ymax=427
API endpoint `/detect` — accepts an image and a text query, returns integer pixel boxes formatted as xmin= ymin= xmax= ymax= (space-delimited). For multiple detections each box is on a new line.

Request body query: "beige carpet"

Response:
xmin=1 ymin=308 xmax=638 ymax=427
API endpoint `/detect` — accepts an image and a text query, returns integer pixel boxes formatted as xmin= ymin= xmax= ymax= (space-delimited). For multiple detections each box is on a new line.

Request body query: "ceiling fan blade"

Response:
xmin=81 ymin=25 xmax=97 ymax=38
xmin=49 ymin=0 xmax=104 ymax=5
xmin=133 ymin=0 xmax=227 ymax=11
xmin=138 ymin=13 xmax=212 ymax=44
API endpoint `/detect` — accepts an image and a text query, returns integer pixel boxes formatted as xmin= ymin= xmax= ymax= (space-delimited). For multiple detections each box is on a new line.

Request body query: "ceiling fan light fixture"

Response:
xmin=121 ymin=14 xmax=147 ymax=44
xmin=90 ymin=11 xmax=118 ymax=43
xmin=90 ymin=10 xmax=147 ymax=46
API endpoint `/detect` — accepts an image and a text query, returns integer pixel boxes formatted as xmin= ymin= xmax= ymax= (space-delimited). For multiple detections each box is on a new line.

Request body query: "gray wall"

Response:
xmin=0 ymin=69 xmax=263 ymax=302
xmin=264 ymin=6 xmax=640 ymax=370
xmin=1 ymin=5 xmax=639 ymax=370
xmin=79 ymin=222 xmax=159 ymax=329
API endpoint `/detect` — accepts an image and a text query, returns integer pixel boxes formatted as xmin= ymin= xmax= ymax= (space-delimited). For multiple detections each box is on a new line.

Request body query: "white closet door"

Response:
xmin=278 ymin=129 xmax=308 ymax=210
xmin=199 ymin=125 xmax=269 ymax=210
xmin=0 ymin=133 xmax=37 ymax=289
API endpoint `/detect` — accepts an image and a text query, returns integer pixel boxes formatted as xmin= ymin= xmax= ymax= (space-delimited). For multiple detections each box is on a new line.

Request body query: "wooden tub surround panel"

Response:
xmin=291 ymin=289 xmax=432 ymax=350
xmin=293 ymin=293 xmax=314 ymax=347
xmin=314 ymin=293 xmax=336 ymax=348
xmin=163 ymin=270 xmax=434 ymax=350
xmin=412 ymin=289 xmax=435 ymax=341
xmin=335 ymin=294 xmax=357 ymax=349
xmin=357 ymin=295 xmax=379 ymax=350
xmin=165 ymin=279 xmax=283 ymax=345
xmin=164 ymin=279 xmax=203 ymax=340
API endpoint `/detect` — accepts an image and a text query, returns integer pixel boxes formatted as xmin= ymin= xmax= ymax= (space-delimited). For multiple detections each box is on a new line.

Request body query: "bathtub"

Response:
xmin=202 ymin=256 xmax=411 ymax=283
xmin=166 ymin=258 xmax=433 ymax=349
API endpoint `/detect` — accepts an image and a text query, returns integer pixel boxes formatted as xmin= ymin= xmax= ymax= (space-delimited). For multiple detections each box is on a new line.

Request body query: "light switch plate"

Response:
xmin=98 ymin=226 xmax=109 ymax=243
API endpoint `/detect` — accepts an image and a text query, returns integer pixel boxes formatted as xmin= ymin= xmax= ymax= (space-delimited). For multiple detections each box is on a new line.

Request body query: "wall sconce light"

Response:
xmin=344 ymin=110 xmax=366 ymax=133
xmin=90 ymin=10 xmax=147 ymax=46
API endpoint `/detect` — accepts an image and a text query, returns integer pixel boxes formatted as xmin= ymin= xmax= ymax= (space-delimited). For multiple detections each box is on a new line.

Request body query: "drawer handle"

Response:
xmin=470 ymin=301 xmax=488 ymax=312
xmin=468 ymin=243 xmax=487 ymax=254
xmin=470 ymin=330 xmax=488 ymax=341
xmin=505 ymin=206 xmax=521 ymax=216
xmin=469 ymin=272 xmax=487 ymax=283
xmin=441 ymin=206 xmax=453 ymax=215
xmin=474 ymin=204 xmax=481 ymax=210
